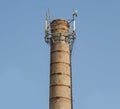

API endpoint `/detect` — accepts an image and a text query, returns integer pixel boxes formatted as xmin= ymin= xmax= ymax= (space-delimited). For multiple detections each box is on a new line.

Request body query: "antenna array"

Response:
xmin=45 ymin=10 xmax=77 ymax=50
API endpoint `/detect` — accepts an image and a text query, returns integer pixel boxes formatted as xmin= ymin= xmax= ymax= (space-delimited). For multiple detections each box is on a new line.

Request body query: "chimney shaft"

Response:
xmin=50 ymin=19 xmax=72 ymax=109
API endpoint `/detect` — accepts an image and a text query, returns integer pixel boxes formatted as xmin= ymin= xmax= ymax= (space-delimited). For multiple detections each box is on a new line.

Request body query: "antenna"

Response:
xmin=48 ymin=8 xmax=51 ymax=22
xmin=72 ymin=10 xmax=78 ymax=32
xmin=45 ymin=12 xmax=48 ymax=32
xmin=45 ymin=9 xmax=51 ymax=31
xmin=45 ymin=9 xmax=51 ymax=43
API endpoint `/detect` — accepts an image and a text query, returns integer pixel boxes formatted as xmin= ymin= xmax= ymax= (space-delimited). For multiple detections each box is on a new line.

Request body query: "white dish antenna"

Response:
xmin=73 ymin=10 xmax=78 ymax=17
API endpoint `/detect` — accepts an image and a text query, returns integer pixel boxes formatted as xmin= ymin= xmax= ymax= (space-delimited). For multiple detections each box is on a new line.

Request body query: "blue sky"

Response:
xmin=0 ymin=0 xmax=120 ymax=109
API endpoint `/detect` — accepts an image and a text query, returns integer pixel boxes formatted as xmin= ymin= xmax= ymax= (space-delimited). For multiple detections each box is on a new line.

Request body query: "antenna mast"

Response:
xmin=45 ymin=10 xmax=77 ymax=48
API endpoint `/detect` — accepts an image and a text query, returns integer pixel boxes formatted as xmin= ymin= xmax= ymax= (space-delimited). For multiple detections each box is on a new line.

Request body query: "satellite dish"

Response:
xmin=73 ymin=10 xmax=78 ymax=17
